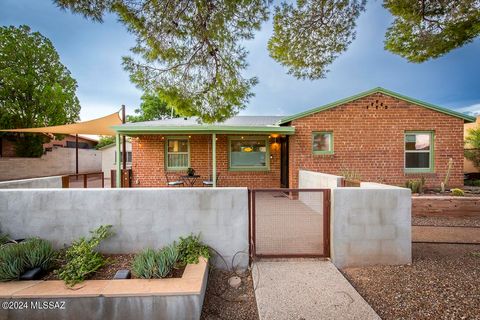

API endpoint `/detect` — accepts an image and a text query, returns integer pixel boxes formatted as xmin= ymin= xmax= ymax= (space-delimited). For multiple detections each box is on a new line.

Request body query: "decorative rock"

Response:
xmin=228 ymin=276 xmax=242 ymax=288
xmin=113 ymin=269 xmax=131 ymax=279
xmin=20 ymin=267 xmax=43 ymax=280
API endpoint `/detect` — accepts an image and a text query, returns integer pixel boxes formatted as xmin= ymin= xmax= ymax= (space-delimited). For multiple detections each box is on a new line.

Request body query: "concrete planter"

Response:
xmin=0 ymin=258 xmax=208 ymax=320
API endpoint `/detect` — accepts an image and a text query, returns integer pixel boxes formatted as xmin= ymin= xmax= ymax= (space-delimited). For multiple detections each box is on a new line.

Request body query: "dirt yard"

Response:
xmin=343 ymin=243 xmax=480 ymax=320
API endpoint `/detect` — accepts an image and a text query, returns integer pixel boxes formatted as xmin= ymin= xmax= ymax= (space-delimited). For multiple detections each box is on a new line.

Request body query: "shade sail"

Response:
xmin=0 ymin=111 xmax=122 ymax=136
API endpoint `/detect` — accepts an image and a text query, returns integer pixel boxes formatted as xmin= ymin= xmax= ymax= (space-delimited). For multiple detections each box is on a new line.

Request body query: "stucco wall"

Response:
xmin=331 ymin=183 xmax=412 ymax=268
xmin=0 ymin=176 xmax=62 ymax=189
xmin=101 ymin=142 xmax=132 ymax=179
xmin=298 ymin=170 xmax=343 ymax=188
xmin=0 ymin=188 xmax=248 ymax=270
xmin=0 ymin=148 xmax=101 ymax=181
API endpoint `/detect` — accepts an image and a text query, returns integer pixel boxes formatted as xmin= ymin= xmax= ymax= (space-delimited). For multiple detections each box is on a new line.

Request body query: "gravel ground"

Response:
xmin=343 ymin=243 xmax=480 ymax=320
xmin=413 ymin=216 xmax=480 ymax=227
xmin=201 ymin=268 xmax=259 ymax=320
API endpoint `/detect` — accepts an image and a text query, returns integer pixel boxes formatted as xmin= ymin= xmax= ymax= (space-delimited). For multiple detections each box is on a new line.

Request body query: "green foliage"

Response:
xmin=465 ymin=179 xmax=480 ymax=187
xmin=0 ymin=243 xmax=26 ymax=281
xmin=0 ymin=238 xmax=56 ymax=281
xmin=177 ymin=234 xmax=210 ymax=265
xmin=405 ymin=177 xmax=426 ymax=194
xmin=55 ymin=0 xmax=269 ymax=123
xmin=384 ymin=0 xmax=480 ymax=63
xmin=57 ymin=225 xmax=113 ymax=287
xmin=95 ymin=135 xmax=115 ymax=149
xmin=465 ymin=127 xmax=480 ymax=170
xmin=132 ymin=244 xmax=179 ymax=279
xmin=22 ymin=238 xmax=56 ymax=271
xmin=0 ymin=233 xmax=9 ymax=245
xmin=451 ymin=188 xmax=465 ymax=196
xmin=127 ymin=92 xmax=179 ymax=123
xmin=0 ymin=25 xmax=80 ymax=157
xmin=268 ymin=0 xmax=366 ymax=79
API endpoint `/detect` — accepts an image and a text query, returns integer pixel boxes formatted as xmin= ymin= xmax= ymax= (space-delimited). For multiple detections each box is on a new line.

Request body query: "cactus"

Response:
xmin=442 ymin=158 xmax=453 ymax=192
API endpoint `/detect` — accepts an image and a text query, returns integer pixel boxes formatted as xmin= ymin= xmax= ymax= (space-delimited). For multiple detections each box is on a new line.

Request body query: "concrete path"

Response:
xmin=252 ymin=260 xmax=379 ymax=320
xmin=412 ymin=226 xmax=480 ymax=243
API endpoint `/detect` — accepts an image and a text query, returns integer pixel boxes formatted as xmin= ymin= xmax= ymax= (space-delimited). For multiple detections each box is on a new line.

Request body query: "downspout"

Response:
xmin=116 ymin=133 xmax=122 ymax=188
xmin=212 ymin=133 xmax=216 ymax=187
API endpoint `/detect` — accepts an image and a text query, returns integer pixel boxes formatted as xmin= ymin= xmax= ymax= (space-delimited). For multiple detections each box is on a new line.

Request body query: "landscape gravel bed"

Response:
xmin=413 ymin=216 xmax=480 ymax=227
xmin=201 ymin=268 xmax=259 ymax=320
xmin=342 ymin=243 xmax=480 ymax=320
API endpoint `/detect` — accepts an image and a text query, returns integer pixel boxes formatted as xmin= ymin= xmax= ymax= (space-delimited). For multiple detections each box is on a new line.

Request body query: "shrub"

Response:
xmin=177 ymin=234 xmax=210 ymax=265
xmin=0 ymin=243 xmax=26 ymax=281
xmin=0 ymin=238 xmax=56 ymax=281
xmin=0 ymin=233 xmax=9 ymax=245
xmin=451 ymin=188 xmax=465 ymax=196
xmin=132 ymin=248 xmax=159 ymax=279
xmin=22 ymin=238 xmax=56 ymax=271
xmin=57 ymin=225 xmax=113 ymax=287
xmin=339 ymin=167 xmax=361 ymax=181
xmin=132 ymin=244 xmax=179 ymax=279
xmin=465 ymin=179 xmax=480 ymax=187
xmin=405 ymin=178 xmax=425 ymax=194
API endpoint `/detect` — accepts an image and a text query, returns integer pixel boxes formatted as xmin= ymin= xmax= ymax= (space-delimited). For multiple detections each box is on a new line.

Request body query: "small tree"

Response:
xmin=465 ymin=127 xmax=480 ymax=171
xmin=127 ymin=92 xmax=179 ymax=123
xmin=0 ymin=25 xmax=80 ymax=157
xmin=95 ymin=136 xmax=115 ymax=149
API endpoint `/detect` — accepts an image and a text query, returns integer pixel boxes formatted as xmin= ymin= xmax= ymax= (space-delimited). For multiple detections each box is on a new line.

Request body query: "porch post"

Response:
xmin=116 ymin=133 xmax=122 ymax=188
xmin=212 ymin=133 xmax=216 ymax=187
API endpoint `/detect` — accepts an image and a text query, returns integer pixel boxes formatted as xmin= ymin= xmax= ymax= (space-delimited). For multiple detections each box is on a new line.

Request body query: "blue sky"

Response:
xmin=1 ymin=0 xmax=479 ymax=121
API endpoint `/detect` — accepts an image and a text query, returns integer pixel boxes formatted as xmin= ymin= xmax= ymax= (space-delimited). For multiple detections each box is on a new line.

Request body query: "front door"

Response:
xmin=280 ymin=136 xmax=289 ymax=188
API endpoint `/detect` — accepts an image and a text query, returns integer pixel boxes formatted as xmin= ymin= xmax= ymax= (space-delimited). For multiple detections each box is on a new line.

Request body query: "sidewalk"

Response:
xmin=252 ymin=260 xmax=379 ymax=320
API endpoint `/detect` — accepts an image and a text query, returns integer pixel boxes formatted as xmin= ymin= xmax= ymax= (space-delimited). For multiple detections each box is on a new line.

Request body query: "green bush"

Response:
xmin=405 ymin=177 xmax=426 ymax=193
xmin=177 ymin=234 xmax=210 ymax=265
xmin=465 ymin=179 xmax=480 ymax=187
xmin=0 ymin=238 xmax=56 ymax=281
xmin=132 ymin=244 xmax=179 ymax=279
xmin=0 ymin=243 xmax=26 ymax=281
xmin=0 ymin=233 xmax=9 ymax=245
xmin=451 ymin=188 xmax=465 ymax=196
xmin=57 ymin=225 xmax=113 ymax=287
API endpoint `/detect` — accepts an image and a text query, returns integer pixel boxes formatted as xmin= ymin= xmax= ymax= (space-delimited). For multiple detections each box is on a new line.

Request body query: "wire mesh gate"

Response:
xmin=249 ymin=189 xmax=330 ymax=259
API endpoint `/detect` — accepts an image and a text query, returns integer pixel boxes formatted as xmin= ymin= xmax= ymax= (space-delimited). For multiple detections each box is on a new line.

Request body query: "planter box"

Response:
xmin=0 ymin=258 xmax=208 ymax=320
xmin=412 ymin=196 xmax=480 ymax=218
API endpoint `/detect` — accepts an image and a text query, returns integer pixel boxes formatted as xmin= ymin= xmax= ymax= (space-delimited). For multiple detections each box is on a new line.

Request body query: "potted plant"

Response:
xmin=187 ymin=167 xmax=196 ymax=177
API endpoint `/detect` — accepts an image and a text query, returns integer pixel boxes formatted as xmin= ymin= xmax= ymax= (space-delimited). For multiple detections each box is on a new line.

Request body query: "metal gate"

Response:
xmin=249 ymin=189 xmax=330 ymax=259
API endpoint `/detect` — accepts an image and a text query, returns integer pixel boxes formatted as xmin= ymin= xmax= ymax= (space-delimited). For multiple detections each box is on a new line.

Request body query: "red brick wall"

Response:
xmin=131 ymin=134 xmax=281 ymax=188
xmin=288 ymin=93 xmax=465 ymax=189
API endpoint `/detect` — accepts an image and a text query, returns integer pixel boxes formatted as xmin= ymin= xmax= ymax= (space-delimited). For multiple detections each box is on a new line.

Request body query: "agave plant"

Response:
xmin=22 ymin=238 xmax=56 ymax=271
xmin=157 ymin=244 xmax=179 ymax=278
xmin=0 ymin=243 xmax=26 ymax=281
xmin=132 ymin=248 xmax=159 ymax=279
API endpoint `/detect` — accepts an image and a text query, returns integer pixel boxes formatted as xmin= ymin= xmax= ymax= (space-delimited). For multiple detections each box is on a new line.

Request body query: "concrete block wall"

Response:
xmin=0 ymin=176 xmax=62 ymax=189
xmin=331 ymin=183 xmax=412 ymax=268
xmin=0 ymin=188 xmax=249 ymax=270
xmin=0 ymin=148 xmax=101 ymax=181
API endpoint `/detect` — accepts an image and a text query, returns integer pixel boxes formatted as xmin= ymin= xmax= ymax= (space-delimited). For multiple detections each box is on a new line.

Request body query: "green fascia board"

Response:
xmin=279 ymin=87 xmax=476 ymax=124
xmin=112 ymin=125 xmax=295 ymax=135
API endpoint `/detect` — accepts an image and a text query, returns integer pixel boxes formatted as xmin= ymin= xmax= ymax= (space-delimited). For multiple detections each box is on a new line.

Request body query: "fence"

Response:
xmin=61 ymin=172 xmax=105 ymax=188
xmin=249 ymin=188 xmax=330 ymax=258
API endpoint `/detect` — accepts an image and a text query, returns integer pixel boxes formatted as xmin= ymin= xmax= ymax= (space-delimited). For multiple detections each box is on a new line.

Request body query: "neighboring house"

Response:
xmin=99 ymin=141 xmax=132 ymax=179
xmin=0 ymin=134 xmax=97 ymax=157
xmin=464 ymin=115 xmax=480 ymax=174
xmin=112 ymin=87 xmax=476 ymax=189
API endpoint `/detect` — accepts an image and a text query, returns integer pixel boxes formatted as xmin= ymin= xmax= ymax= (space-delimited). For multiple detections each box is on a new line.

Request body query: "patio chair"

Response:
xmin=165 ymin=174 xmax=184 ymax=187
xmin=202 ymin=174 xmax=220 ymax=187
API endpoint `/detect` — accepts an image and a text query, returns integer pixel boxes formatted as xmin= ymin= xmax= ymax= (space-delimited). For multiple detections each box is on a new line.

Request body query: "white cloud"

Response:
xmin=457 ymin=103 xmax=480 ymax=116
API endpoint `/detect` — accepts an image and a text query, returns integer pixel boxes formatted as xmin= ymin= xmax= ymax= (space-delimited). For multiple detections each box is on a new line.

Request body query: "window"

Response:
xmin=166 ymin=138 xmax=189 ymax=170
xmin=312 ymin=132 xmax=333 ymax=154
xmin=405 ymin=132 xmax=434 ymax=172
xmin=114 ymin=151 xmax=132 ymax=164
xmin=229 ymin=137 xmax=269 ymax=170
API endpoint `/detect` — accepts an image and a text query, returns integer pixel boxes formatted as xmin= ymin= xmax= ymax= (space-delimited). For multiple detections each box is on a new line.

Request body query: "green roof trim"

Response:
xmin=279 ymin=87 xmax=476 ymax=124
xmin=112 ymin=125 xmax=295 ymax=135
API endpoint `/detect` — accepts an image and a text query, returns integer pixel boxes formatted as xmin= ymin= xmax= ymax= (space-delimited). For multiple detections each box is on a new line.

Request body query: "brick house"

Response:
xmin=112 ymin=88 xmax=476 ymax=189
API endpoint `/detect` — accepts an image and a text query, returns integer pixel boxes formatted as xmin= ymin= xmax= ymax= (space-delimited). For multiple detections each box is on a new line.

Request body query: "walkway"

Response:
xmin=412 ymin=226 xmax=480 ymax=243
xmin=253 ymin=260 xmax=379 ymax=320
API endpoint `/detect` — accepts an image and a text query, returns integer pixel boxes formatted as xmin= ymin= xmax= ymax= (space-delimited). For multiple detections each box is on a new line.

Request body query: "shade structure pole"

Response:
xmin=122 ymin=105 xmax=127 ymax=170
xmin=116 ymin=133 xmax=122 ymax=188
xmin=75 ymin=134 xmax=79 ymax=175
xmin=212 ymin=133 xmax=216 ymax=188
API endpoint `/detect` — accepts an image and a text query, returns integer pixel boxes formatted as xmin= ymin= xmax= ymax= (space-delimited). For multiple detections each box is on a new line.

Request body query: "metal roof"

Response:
xmin=121 ymin=116 xmax=284 ymax=127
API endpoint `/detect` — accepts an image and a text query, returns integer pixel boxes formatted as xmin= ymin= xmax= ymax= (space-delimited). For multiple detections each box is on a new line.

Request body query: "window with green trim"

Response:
xmin=229 ymin=137 xmax=269 ymax=170
xmin=166 ymin=138 xmax=189 ymax=170
xmin=405 ymin=132 xmax=433 ymax=172
xmin=312 ymin=132 xmax=333 ymax=154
